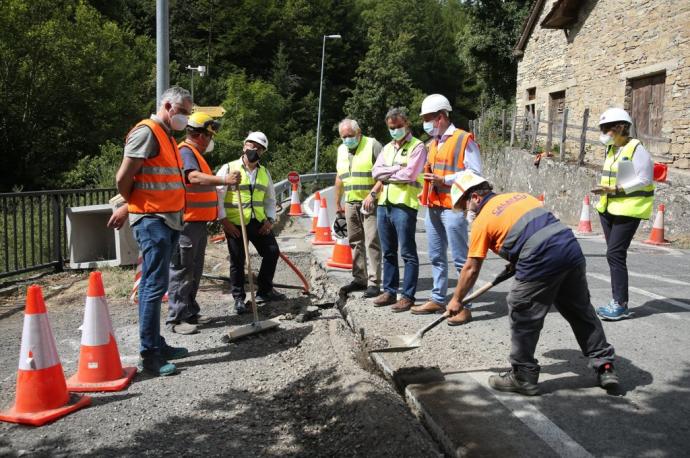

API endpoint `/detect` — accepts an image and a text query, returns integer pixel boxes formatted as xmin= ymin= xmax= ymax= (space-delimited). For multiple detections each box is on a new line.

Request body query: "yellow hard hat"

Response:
xmin=188 ymin=112 xmax=220 ymax=134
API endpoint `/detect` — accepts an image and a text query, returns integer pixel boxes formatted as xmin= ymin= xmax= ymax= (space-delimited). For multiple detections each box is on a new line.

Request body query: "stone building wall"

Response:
xmin=515 ymin=0 xmax=690 ymax=169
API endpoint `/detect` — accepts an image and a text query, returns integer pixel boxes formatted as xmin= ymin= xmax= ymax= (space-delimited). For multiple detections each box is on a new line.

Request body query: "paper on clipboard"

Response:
xmin=616 ymin=160 xmax=638 ymax=188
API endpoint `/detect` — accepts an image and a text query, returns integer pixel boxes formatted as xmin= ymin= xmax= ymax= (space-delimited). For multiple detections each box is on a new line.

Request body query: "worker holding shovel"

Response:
xmin=216 ymin=132 xmax=286 ymax=315
xmin=447 ymin=171 xmax=618 ymax=396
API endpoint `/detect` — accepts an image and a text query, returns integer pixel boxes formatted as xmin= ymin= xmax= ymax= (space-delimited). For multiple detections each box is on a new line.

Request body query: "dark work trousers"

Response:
xmin=507 ymin=263 xmax=615 ymax=382
xmin=167 ymin=221 xmax=208 ymax=323
xmin=225 ymin=218 xmax=280 ymax=300
xmin=599 ymin=211 xmax=641 ymax=304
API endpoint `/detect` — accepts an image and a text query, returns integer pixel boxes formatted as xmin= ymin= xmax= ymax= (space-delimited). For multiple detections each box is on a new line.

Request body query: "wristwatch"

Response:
xmin=370 ymin=191 xmax=377 ymax=199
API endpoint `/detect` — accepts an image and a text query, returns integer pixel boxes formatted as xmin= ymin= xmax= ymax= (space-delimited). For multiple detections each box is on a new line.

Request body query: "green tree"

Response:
xmin=0 ymin=0 xmax=153 ymax=191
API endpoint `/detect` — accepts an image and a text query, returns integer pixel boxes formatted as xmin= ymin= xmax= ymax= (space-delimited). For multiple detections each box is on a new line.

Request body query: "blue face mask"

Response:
xmin=423 ymin=120 xmax=438 ymax=136
xmin=389 ymin=127 xmax=406 ymax=141
xmin=343 ymin=136 xmax=360 ymax=149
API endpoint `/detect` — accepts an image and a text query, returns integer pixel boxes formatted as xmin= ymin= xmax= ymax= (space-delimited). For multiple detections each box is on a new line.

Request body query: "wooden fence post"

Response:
xmin=531 ymin=110 xmax=541 ymax=153
xmin=546 ymin=114 xmax=553 ymax=152
xmin=510 ymin=107 xmax=517 ymax=147
xmin=501 ymin=109 xmax=506 ymax=142
xmin=578 ymin=108 xmax=590 ymax=165
xmin=559 ymin=107 xmax=569 ymax=161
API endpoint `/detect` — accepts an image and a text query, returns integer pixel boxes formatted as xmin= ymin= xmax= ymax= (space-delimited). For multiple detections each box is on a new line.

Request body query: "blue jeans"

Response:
xmin=377 ymin=205 xmax=419 ymax=300
xmin=425 ymin=207 xmax=469 ymax=305
xmin=133 ymin=217 xmax=179 ymax=355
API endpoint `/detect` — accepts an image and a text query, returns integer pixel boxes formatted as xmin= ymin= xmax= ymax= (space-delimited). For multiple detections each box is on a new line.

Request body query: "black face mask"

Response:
xmin=245 ymin=148 xmax=260 ymax=163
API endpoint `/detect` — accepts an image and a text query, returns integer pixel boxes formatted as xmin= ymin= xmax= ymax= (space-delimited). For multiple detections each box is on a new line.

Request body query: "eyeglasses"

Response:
xmin=174 ymin=105 xmax=192 ymax=116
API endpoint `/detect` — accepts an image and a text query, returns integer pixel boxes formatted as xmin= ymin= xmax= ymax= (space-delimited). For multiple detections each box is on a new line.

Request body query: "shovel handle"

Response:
xmin=417 ymin=267 xmax=515 ymax=339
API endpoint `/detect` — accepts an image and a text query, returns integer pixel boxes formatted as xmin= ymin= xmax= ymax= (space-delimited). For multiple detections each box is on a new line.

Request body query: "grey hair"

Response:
xmin=160 ymin=86 xmax=192 ymax=107
xmin=385 ymin=107 xmax=409 ymax=122
xmin=338 ymin=118 xmax=360 ymax=133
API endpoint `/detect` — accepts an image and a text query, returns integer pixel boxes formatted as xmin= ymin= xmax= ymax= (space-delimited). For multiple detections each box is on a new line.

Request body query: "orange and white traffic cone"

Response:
xmin=131 ymin=253 xmax=167 ymax=304
xmin=327 ymin=237 xmax=353 ymax=269
xmin=312 ymin=197 xmax=335 ymax=245
xmin=288 ymin=183 xmax=303 ymax=216
xmin=577 ymin=195 xmax=593 ymax=234
xmin=537 ymin=193 xmax=545 ymax=206
xmin=0 ymin=286 xmax=91 ymax=426
xmin=644 ymin=204 xmax=671 ymax=246
xmin=66 ymin=272 xmax=136 ymax=392
xmin=310 ymin=191 xmax=321 ymax=234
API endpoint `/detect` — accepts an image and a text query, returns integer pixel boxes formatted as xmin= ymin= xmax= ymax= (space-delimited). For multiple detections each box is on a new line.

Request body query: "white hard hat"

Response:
xmin=599 ymin=108 xmax=632 ymax=126
xmin=244 ymin=131 xmax=269 ymax=149
xmin=420 ymin=94 xmax=452 ymax=116
xmin=450 ymin=171 xmax=488 ymax=207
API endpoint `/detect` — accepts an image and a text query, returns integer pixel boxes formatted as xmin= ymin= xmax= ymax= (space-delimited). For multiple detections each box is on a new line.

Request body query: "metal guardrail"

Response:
xmin=0 ymin=188 xmax=116 ymax=279
xmin=0 ymin=174 xmax=337 ymax=280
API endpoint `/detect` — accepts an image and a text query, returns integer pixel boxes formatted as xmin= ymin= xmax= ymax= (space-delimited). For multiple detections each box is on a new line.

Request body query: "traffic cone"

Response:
xmin=66 ymin=272 xmax=136 ymax=392
xmin=327 ymin=237 xmax=353 ymax=269
xmin=644 ymin=204 xmax=671 ymax=246
xmin=312 ymin=197 xmax=335 ymax=245
xmin=0 ymin=286 xmax=91 ymax=426
xmin=288 ymin=183 xmax=303 ymax=216
xmin=537 ymin=193 xmax=545 ymax=206
xmin=310 ymin=191 xmax=321 ymax=234
xmin=131 ymin=253 xmax=167 ymax=304
xmin=577 ymin=195 xmax=593 ymax=234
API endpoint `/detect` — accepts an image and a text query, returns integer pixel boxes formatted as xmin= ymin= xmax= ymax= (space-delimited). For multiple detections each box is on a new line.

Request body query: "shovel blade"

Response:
xmin=227 ymin=319 xmax=279 ymax=341
xmin=369 ymin=334 xmax=421 ymax=353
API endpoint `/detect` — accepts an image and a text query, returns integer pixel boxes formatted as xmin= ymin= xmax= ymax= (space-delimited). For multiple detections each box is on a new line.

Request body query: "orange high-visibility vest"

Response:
xmin=127 ymin=119 xmax=185 ymax=214
xmin=425 ymin=129 xmax=473 ymax=208
xmin=178 ymin=141 xmax=218 ymax=222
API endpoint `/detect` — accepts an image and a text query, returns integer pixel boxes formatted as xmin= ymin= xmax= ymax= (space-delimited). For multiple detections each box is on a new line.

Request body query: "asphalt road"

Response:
xmin=307 ymin=186 xmax=690 ymax=457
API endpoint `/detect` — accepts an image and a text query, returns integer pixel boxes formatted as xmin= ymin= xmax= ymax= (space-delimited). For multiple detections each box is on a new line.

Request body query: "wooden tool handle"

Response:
xmin=235 ymin=187 xmax=260 ymax=322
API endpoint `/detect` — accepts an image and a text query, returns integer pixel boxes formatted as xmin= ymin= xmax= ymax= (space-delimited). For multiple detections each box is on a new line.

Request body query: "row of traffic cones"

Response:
xmin=575 ymin=194 xmax=670 ymax=244
xmin=0 ymin=272 xmax=135 ymax=426
xmin=308 ymin=192 xmax=353 ymax=269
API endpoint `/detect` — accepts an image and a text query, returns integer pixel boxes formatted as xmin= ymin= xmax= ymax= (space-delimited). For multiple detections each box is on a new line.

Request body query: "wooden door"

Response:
xmin=631 ymin=74 xmax=665 ymax=138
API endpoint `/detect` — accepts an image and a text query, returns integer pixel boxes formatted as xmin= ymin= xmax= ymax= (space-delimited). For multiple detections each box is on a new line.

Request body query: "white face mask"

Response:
xmin=423 ymin=120 xmax=439 ymax=136
xmin=205 ymin=139 xmax=215 ymax=153
xmin=599 ymin=133 xmax=614 ymax=146
xmin=170 ymin=114 xmax=188 ymax=131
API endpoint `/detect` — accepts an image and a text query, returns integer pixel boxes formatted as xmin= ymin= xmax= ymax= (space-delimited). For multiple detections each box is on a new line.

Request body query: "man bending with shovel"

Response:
xmin=447 ymin=172 xmax=618 ymax=396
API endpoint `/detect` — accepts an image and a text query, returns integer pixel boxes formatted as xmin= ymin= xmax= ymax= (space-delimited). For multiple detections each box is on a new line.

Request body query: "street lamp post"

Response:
xmin=314 ymin=34 xmax=341 ymax=174
xmin=185 ymin=65 xmax=207 ymax=102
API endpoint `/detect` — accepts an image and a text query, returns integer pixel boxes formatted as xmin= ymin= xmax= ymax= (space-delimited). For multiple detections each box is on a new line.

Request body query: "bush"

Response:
xmin=60 ymin=141 xmax=122 ymax=189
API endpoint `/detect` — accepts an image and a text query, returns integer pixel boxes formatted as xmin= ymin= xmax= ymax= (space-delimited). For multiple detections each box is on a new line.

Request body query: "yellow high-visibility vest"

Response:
xmin=378 ymin=137 xmax=424 ymax=210
xmin=336 ymin=136 xmax=375 ymax=202
xmin=595 ymin=139 xmax=654 ymax=219
xmin=223 ymin=159 xmax=268 ymax=224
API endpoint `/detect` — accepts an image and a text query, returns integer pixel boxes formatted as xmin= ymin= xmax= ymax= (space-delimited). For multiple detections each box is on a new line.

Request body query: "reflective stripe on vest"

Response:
xmin=595 ymin=138 xmax=655 ymax=219
xmin=223 ymin=159 xmax=268 ymax=224
xmin=336 ymin=136 xmax=375 ymax=202
xmin=498 ymin=206 xmax=569 ymax=262
xmin=426 ymin=130 xmax=473 ymax=208
xmin=18 ymin=313 xmax=60 ymax=370
xmin=378 ymin=137 xmax=424 ymax=210
xmin=179 ymin=142 xmax=219 ymax=222
xmin=127 ymin=119 xmax=185 ymax=214
xmin=81 ymin=296 xmax=112 ymax=347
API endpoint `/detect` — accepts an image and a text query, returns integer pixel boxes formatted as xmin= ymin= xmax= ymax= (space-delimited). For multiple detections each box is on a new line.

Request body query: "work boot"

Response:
xmin=363 ymin=285 xmax=381 ymax=298
xmin=411 ymin=300 xmax=445 ymax=315
xmin=166 ymin=321 xmax=198 ymax=335
xmin=161 ymin=344 xmax=189 ymax=361
xmin=596 ymin=300 xmax=632 ymax=321
xmin=235 ymin=299 xmax=248 ymax=315
xmin=372 ymin=292 xmax=397 ymax=307
xmin=339 ymin=281 xmax=367 ymax=295
xmin=488 ymin=370 xmax=539 ymax=396
xmin=138 ymin=355 xmax=177 ymax=377
xmin=256 ymin=289 xmax=287 ymax=303
xmin=447 ymin=308 xmax=472 ymax=326
xmin=598 ymin=363 xmax=619 ymax=389
xmin=187 ymin=314 xmax=214 ymax=325
xmin=391 ymin=297 xmax=414 ymax=313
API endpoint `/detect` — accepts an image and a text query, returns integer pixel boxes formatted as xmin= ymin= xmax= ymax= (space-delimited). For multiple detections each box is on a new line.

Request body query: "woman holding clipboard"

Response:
xmin=591 ymin=108 xmax=655 ymax=321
